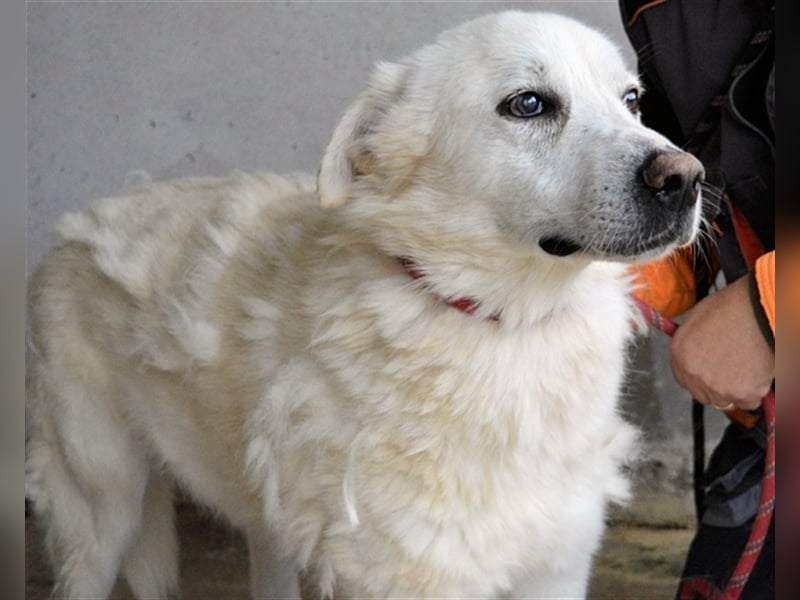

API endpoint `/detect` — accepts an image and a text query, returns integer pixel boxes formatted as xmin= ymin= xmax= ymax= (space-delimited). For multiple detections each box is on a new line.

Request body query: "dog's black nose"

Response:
xmin=641 ymin=151 xmax=705 ymax=211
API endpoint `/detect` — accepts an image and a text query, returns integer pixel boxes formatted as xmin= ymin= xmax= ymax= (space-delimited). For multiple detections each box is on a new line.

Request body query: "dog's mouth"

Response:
xmin=539 ymin=236 xmax=583 ymax=257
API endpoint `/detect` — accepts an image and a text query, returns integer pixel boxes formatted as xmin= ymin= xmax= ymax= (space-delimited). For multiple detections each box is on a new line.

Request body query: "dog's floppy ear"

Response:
xmin=318 ymin=61 xmax=410 ymax=208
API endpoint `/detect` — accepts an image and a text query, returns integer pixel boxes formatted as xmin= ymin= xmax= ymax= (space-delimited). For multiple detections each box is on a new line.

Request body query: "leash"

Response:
xmin=633 ymin=297 xmax=775 ymax=600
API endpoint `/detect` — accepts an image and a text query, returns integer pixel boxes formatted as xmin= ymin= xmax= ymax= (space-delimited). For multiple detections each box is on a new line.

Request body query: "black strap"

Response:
xmin=691 ymin=400 xmax=706 ymax=524
xmin=748 ymin=268 xmax=775 ymax=351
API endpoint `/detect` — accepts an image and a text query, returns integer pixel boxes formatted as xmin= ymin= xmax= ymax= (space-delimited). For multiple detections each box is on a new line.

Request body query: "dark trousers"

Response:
xmin=678 ymin=421 xmax=774 ymax=599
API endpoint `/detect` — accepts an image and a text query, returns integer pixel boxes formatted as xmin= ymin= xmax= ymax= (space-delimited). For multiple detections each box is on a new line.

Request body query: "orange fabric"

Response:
xmin=631 ymin=246 xmax=698 ymax=318
xmin=728 ymin=199 xmax=767 ymax=268
xmin=755 ymin=251 xmax=775 ymax=333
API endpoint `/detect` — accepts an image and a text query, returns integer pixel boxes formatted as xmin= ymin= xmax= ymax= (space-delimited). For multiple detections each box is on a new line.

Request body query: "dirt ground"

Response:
xmin=26 ymin=500 xmax=694 ymax=599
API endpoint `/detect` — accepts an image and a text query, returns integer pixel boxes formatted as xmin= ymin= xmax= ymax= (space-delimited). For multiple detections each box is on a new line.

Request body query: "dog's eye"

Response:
xmin=623 ymin=88 xmax=641 ymax=114
xmin=506 ymin=92 xmax=547 ymax=118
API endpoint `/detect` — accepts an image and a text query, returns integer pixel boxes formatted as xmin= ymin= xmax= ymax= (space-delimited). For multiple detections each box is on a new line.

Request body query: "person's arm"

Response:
xmin=670 ymin=251 xmax=775 ymax=411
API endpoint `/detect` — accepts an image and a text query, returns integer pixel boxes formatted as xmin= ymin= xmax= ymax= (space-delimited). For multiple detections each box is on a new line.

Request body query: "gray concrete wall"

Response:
xmin=27 ymin=0 xmax=726 ymax=525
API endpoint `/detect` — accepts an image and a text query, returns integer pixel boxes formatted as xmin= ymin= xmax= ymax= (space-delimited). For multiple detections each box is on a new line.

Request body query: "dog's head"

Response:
xmin=318 ymin=11 xmax=703 ymax=263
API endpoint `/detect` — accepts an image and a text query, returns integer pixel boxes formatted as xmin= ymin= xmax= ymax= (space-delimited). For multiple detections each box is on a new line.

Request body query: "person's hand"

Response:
xmin=670 ymin=274 xmax=774 ymax=411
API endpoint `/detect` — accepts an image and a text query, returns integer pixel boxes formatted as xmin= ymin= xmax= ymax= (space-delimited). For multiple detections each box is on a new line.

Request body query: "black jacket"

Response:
xmin=620 ymin=0 xmax=774 ymax=281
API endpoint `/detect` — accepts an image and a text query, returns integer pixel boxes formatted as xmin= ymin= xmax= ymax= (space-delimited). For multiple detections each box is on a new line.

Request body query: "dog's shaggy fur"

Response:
xmin=26 ymin=11 xmax=703 ymax=599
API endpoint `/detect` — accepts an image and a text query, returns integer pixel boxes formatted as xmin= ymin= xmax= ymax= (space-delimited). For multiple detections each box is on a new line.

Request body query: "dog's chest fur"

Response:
xmin=285 ymin=257 xmax=635 ymax=594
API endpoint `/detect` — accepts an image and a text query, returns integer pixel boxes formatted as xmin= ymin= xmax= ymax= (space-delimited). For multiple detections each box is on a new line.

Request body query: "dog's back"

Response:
xmin=26 ymin=171 xmax=318 ymax=599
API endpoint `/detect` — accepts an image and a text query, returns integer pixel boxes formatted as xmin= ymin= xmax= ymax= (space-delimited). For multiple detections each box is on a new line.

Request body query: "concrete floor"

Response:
xmin=26 ymin=500 xmax=694 ymax=599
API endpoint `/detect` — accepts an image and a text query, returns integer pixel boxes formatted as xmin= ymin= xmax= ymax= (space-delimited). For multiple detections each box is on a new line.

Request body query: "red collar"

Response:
xmin=397 ymin=257 xmax=501 ymax=321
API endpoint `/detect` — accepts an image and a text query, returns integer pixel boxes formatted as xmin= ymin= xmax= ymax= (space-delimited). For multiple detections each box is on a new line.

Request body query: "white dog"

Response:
xmin=26 ymin=11 xmax=703 ymax=599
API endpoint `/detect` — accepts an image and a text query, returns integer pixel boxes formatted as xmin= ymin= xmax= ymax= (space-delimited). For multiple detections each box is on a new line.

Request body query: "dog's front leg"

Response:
xmin=507 ymin=557 xmax=593 ymax=600
xmin=508 ymin=578 xmax=589 ymax=600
